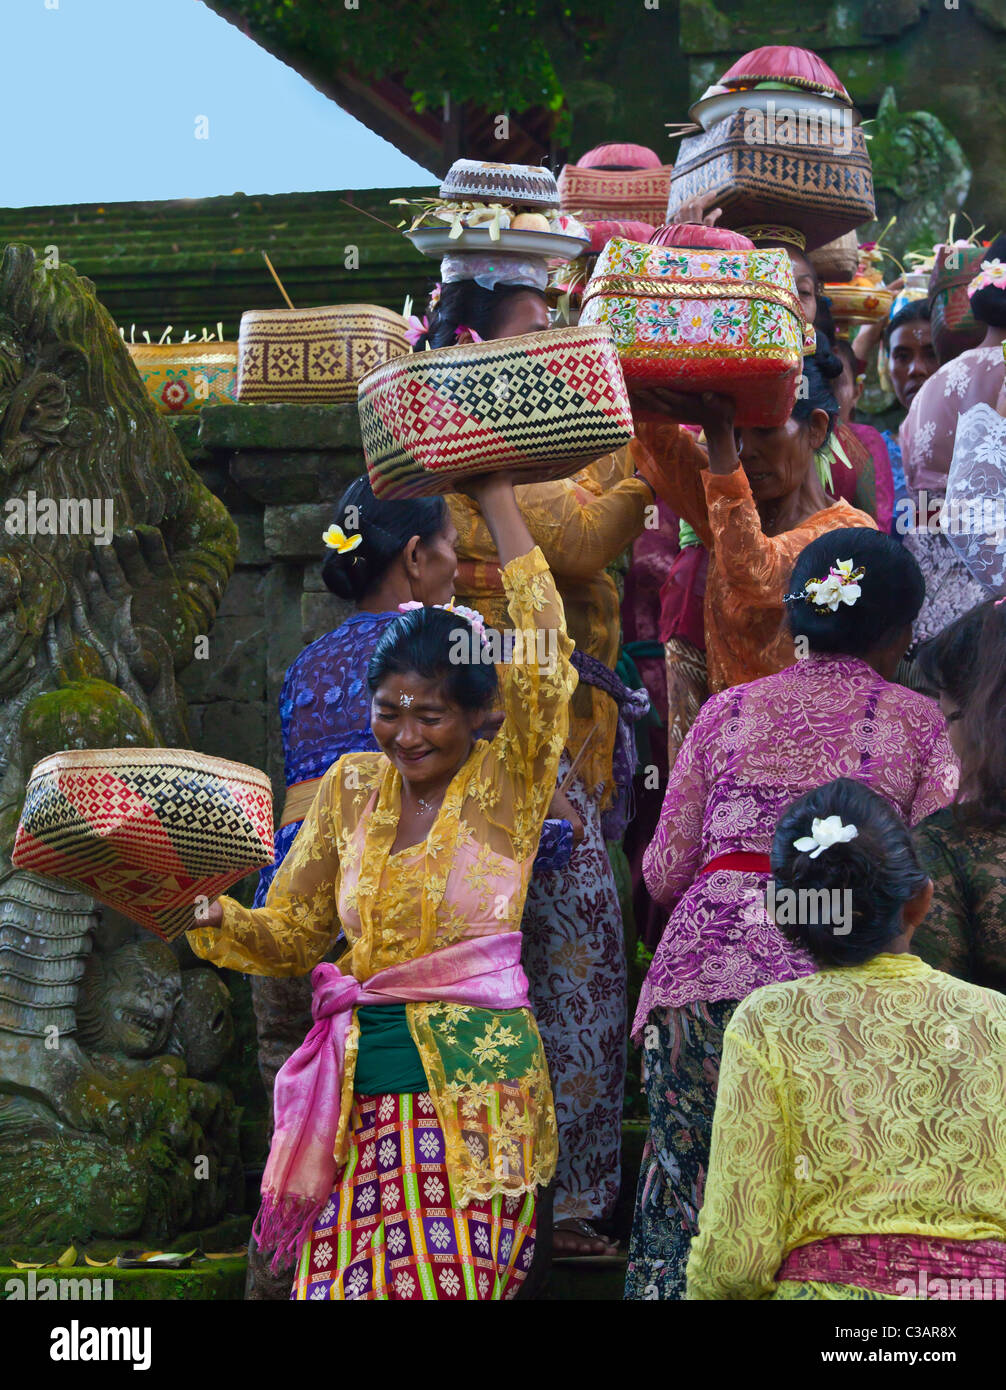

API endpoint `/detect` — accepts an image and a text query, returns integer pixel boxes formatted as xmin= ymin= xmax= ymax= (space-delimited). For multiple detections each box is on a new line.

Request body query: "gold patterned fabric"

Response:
xmin=686 ymin=954 xmax=1006 ymax=1300
xmin=189 ymin=547 xmax=575 ymax=1201
xmin=448 ymin=449 xmax=650 ymax=805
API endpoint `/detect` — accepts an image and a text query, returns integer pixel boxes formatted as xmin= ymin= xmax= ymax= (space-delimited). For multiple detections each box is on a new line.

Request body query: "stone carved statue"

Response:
xmin=0 ymin=244 xmax=242 ymax=1246
xmin=863 ymin=87 xmax=971 ymax=258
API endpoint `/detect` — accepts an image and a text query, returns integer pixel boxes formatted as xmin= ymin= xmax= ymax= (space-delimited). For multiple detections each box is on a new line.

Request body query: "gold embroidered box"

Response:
xmin=237 ymin=304 xmax=411 ymax=403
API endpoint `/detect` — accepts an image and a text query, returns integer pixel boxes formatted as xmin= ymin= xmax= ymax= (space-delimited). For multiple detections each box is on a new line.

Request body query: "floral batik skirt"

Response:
xmin=521 ymin=768 xmax=627 ymax=1227
xmin=292 ymin=1092 xmax=536 ymax=1301
xmin=624 ymin=1000 xmax=736 ymax=1301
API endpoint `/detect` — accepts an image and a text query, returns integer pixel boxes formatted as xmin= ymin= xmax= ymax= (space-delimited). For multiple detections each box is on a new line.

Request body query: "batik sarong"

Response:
xmin=624 ymin=999 xmax=736 ymax=1300
xmin=521 ymin=762 xmax=627 ymax=1227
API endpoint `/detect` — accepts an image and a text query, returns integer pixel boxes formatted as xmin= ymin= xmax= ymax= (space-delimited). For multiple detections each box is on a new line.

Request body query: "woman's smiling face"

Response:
xmin=371 ymin=672 xmax=483 ymax=792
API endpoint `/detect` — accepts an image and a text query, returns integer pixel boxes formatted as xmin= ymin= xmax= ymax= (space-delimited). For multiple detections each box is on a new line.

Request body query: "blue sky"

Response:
xmin=5 ymin=0 xmax=436 ymax=207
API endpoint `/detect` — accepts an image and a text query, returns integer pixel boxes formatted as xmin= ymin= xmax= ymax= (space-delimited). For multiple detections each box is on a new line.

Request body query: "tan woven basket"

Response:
xmin=12 ymin=747 xmax=275 ymax=942
xmin=557 ymin=164 xmax=673 ymax=225
xmin=237 ymin=304 xmax=410 ymax=403
xmin=810 ymin=232 xmax=860 ymax=284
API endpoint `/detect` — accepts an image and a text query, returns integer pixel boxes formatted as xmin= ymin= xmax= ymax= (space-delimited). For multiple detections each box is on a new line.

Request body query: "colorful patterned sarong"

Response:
xmin=292 ymin=1092 xmax=536 ymax=1301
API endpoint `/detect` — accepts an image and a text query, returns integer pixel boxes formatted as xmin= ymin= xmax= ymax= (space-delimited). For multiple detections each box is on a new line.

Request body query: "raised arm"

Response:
xmin=462 ymin=473 xmax=577 ymax=860
xmin=186 ymin=762 xmax=344 ymax=975
xmin=628 ymin=390 xmax=716 ymax=546
xmin=513 ymin=455 xmax=653 ymax=580
xmin=642 ymin=710 xmax=709 ymax=907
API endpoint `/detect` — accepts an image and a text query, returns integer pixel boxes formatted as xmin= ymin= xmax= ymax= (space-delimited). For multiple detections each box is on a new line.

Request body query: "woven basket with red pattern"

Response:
xmin=558 ymin=164 xmax=673 ymax=225
xmin=358 ymin=326 xmax=635 ymax=499
xmin=929 ymin=245 xmax=986 ymax=363
xmin=12 ymin=748 xmax=274 ymax=942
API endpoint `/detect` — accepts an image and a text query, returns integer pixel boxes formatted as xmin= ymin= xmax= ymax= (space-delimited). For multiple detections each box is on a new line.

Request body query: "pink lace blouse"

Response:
xmin=634 ymin=654 xmax=959 ymax=1032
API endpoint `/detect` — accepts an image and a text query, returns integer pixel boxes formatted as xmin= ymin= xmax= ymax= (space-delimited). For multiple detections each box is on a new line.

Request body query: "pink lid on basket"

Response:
xmin=589 ymin=219 xmax=655 ymax=253
xmin=649 ymin=223 xmax=755 ymax=251
xmin=577 ymin=142 xmax=663 ymax=170
xmin=718 ymin=45 xmax=851 ymax=102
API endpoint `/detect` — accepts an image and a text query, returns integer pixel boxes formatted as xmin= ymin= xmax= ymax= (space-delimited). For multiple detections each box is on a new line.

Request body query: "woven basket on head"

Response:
xmin=237 ymin=304 xmax=410 ymax=403
xmin=358 ymin=325 xmax=634 ymax=499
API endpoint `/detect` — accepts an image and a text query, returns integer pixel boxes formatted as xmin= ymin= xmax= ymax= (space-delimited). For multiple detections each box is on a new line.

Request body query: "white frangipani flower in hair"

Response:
xmin=794 ymin=815 xmax=859 ymax=859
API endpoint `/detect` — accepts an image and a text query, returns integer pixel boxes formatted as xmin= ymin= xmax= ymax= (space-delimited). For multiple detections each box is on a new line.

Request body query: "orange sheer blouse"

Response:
xmin=630 ymin=419 xmax=877 ymax=692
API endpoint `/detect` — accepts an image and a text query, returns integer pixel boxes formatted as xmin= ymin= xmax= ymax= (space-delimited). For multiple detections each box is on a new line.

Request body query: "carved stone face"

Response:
xmin=78 ymin=939 xmax=182 ymax=1058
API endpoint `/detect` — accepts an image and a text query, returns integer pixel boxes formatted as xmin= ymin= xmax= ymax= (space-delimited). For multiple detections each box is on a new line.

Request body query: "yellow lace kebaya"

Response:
xmin=686 ymin=954 xmax=1006 ymax=1300
xmin=188 ymin=546 xmax=576 ymax=1204
xmin=448 ymin=449 xmax=650 ymax=806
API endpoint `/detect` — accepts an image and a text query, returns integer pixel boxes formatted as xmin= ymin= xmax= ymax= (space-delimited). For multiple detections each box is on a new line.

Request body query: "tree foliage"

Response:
xmin=206 ymin=0 xmax=605 ymax=128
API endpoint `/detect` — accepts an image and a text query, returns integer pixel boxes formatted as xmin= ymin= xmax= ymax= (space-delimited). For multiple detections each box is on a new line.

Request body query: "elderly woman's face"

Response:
xmin=737 ymin=409 xmax=830 ymax=501
xmin=489 ymin=290 xmax=550 ymax=340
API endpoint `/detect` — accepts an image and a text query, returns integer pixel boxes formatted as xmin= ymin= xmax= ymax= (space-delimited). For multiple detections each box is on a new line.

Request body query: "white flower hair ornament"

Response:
xmin=785 ymin=558 xmax=865 ymax=613
xmin=794 ymin=815 xmax=859 ymax=859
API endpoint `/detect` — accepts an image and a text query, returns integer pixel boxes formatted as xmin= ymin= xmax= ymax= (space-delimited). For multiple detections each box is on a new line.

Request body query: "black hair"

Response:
xmin=815 ymin=292 xmax=837 ymax=347
xmin=771 ymin=777 xmax=929 ymax=966
xmin=793 ymin=331 xmax=842 ymax=437
xmin=417 ymin=280 xmax=548 ymax=349
xmin=916 ymin=599 xmax=1006 ymax=825
xmin=832 ymin=337 xmax=859 ymax=376
xmin=883 ymin=300 xmax=930 ymax=350
xmin=786 ymin=526 xmax=924 ymax=655
xmin=321 ymin=474 xmax=447 ymax=603
xmin=915 ymin=600 xmax=990 ymax=706
xmin=969 ymin=232 xmax=1006 ymax=329
xmin=367 ymin=606 xmax=499 ymax=713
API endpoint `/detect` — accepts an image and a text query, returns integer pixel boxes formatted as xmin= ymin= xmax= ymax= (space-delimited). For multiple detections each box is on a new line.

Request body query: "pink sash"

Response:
xmin=254 ymin=933 xmax=531 ymax=1267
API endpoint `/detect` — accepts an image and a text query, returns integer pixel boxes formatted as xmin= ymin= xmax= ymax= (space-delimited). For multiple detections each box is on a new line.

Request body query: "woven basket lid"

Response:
xmin=649 ymin=223 xmax=755 ymax=251
xmin=439 ymin=159 xmax=559 ymax=208
xmin=588 ymin=219 xmax=655 ymax=253
xmin=577 ymin=142 xmax=662 ymax=170
xmin=718 ymin=45 xmax=852 ymax=103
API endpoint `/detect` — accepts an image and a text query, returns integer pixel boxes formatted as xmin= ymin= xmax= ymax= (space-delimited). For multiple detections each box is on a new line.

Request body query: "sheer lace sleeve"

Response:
xmin=642 ymin=709 xmax=709 ymax=906
xmin=628 ymin=418 xmax=712 ymax=547
xmin=480 ymin=546 xmax=577 ymax=862
xmin=686 ymin=1022 xmax=790 ymax=1300
xmin=912 ymin=820 xmax=973 ymax=979
xmin=703 ymin=468 xmax=876 ymax=604
xmin=513 ymin=463 xmax=651 ymax=581
xmin=187 ymin=761 xmax=344 ymax=976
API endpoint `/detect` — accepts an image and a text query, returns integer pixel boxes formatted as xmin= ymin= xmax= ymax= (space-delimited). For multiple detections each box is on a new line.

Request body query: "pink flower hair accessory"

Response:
xmin=967 ymin=258 xmax=1006 ymax=298
xmin=404 ymin=314 xmax=429 ymax=347
xmin=397 ymin=598 xmax=492 ymax=655
xmin=454 ymin=325 xmax=483 ymax=344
